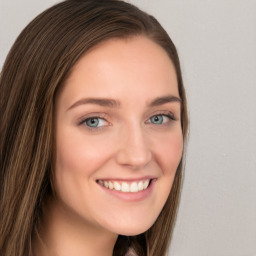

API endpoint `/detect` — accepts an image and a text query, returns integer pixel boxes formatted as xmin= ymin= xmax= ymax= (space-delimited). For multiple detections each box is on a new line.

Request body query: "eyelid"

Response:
xmin=146 ymin=111 xmax=176 ymax=122
xmin=76 ymin=110 xmax=178 ymax=131
xmin=77 ymin=113 xmax=110 ymax=126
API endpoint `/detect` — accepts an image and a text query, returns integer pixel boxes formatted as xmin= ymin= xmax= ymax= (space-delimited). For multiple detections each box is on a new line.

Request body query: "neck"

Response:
xmin=33 ymin=197 xmax=118 ymax=256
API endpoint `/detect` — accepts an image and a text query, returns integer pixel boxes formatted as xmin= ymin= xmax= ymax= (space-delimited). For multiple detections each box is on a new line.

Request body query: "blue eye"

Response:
xmin=149 ymin=114 xmax=174 ymax=125
xmin=84 ymin=117 xmax=107 ymax=128
xmin=150 ymin=115 xmax=164 ymax=124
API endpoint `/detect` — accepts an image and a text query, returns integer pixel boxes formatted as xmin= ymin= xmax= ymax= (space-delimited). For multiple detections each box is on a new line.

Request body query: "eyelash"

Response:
xmin=148 ymin=112 xmax=175 ymax=124
xmin=78 ymin=113 xmax=109 ymax=130
xmin=78 ymin=112 xmax=176 ymax=131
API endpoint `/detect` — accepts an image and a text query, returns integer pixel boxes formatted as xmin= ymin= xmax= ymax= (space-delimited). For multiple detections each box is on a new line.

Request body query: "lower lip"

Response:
xmin=98 ymin=179 xmax=156 ymax=202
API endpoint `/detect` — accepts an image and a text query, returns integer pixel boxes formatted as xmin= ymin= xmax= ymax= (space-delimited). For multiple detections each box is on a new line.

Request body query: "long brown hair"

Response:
xmin=0 ymin=1 xmax=188 ymax=255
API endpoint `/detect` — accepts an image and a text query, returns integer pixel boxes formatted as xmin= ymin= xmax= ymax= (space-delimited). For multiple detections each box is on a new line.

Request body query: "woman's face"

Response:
xmin=54 ymin=36 xmax=183 ymax=236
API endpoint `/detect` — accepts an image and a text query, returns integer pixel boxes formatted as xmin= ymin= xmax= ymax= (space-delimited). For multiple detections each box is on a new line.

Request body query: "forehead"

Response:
xmin=58 ymin=36 xmax=179 ymax=107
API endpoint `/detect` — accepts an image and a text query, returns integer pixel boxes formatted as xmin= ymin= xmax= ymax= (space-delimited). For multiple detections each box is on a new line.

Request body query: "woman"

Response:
xmin=0 ymin=0 xmax=188 ymax=255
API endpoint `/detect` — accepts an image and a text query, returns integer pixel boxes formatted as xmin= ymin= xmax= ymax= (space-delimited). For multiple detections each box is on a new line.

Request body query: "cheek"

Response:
xmin=153 ymin=129 xmax=183 ymax=208
xmin=154 ymin=129 xmax=183 ymax=175
xmin=53 ymin=130 xmax=115 ymax=217
xmin=55 ymin=129 xmax=112 ymax=178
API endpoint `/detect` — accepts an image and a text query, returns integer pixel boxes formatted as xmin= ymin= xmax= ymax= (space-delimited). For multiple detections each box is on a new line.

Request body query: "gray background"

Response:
xmin=1 ymin=0 xmax=255 ymax=255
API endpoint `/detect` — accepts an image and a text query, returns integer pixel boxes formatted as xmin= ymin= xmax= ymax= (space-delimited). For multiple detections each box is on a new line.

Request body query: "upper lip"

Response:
xmin=96 ymin=176 xmax=156 ymax=182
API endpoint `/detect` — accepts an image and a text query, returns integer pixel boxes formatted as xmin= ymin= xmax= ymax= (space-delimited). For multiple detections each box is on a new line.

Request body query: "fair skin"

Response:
xmin=38 ymin=36 xmax=183 ymax=256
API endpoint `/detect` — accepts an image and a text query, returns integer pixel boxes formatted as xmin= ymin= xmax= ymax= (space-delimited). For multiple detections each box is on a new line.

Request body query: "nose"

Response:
xmin=115 ymin=125 xmax=152 ymax=169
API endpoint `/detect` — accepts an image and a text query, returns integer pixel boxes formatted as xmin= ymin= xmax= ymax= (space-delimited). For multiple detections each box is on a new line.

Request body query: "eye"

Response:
xmin=83 ymin=117 xmax=108 ymax=128
xmin=149 ymin=114 xmax=174 ymax=125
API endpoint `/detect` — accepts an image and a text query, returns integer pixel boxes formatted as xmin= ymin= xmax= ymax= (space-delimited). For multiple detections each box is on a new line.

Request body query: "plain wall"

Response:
xmin=1 ymin=0 xmax=256 ymax=255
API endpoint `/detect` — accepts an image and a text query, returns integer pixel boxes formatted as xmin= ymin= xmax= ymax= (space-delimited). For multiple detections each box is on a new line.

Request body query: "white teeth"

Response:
xmin=130 ymin=182 xmax=138 ymax=193
xmin=99 ymin=179 xmax=151 ymax=193
xmin=108 ymin=181 xmax=114 ymax=189
xmin=138 ymin=181 xmax=143 ymax=191
xmin=121 ymin=182 xmax=130 ymax=192
xmin=143 ymin=180 xmax=150 ymax=189
xmin=104 ymin=181 xmax=109 ymax=188
xmin=113 ymin=181 xmax=121 ymax=191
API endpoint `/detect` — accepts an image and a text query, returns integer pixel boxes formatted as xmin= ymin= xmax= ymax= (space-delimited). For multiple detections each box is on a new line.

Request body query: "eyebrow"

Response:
xmin=67 ymin=98 xmax=120 ymax=110
xmin=149 ymin=95 xmax=182 ymax=107
xmin=67 ymin=95 xmax=181 ymax=111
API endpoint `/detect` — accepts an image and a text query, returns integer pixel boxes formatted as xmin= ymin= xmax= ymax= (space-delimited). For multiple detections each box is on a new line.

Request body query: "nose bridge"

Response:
xmin=116 ymin=121 xmax=152 ymax=168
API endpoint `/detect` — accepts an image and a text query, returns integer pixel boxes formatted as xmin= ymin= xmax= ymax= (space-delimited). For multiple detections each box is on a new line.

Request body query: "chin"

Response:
xmin=118 ymin=227 xmax=151 ymax=236
xmin=103 ymin=215 xmax=157 ymax=236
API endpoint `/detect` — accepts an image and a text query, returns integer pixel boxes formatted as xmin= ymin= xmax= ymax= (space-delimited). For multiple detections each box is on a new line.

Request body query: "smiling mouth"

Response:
xmin=97 ymin=179 xmax=152 ymax=193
